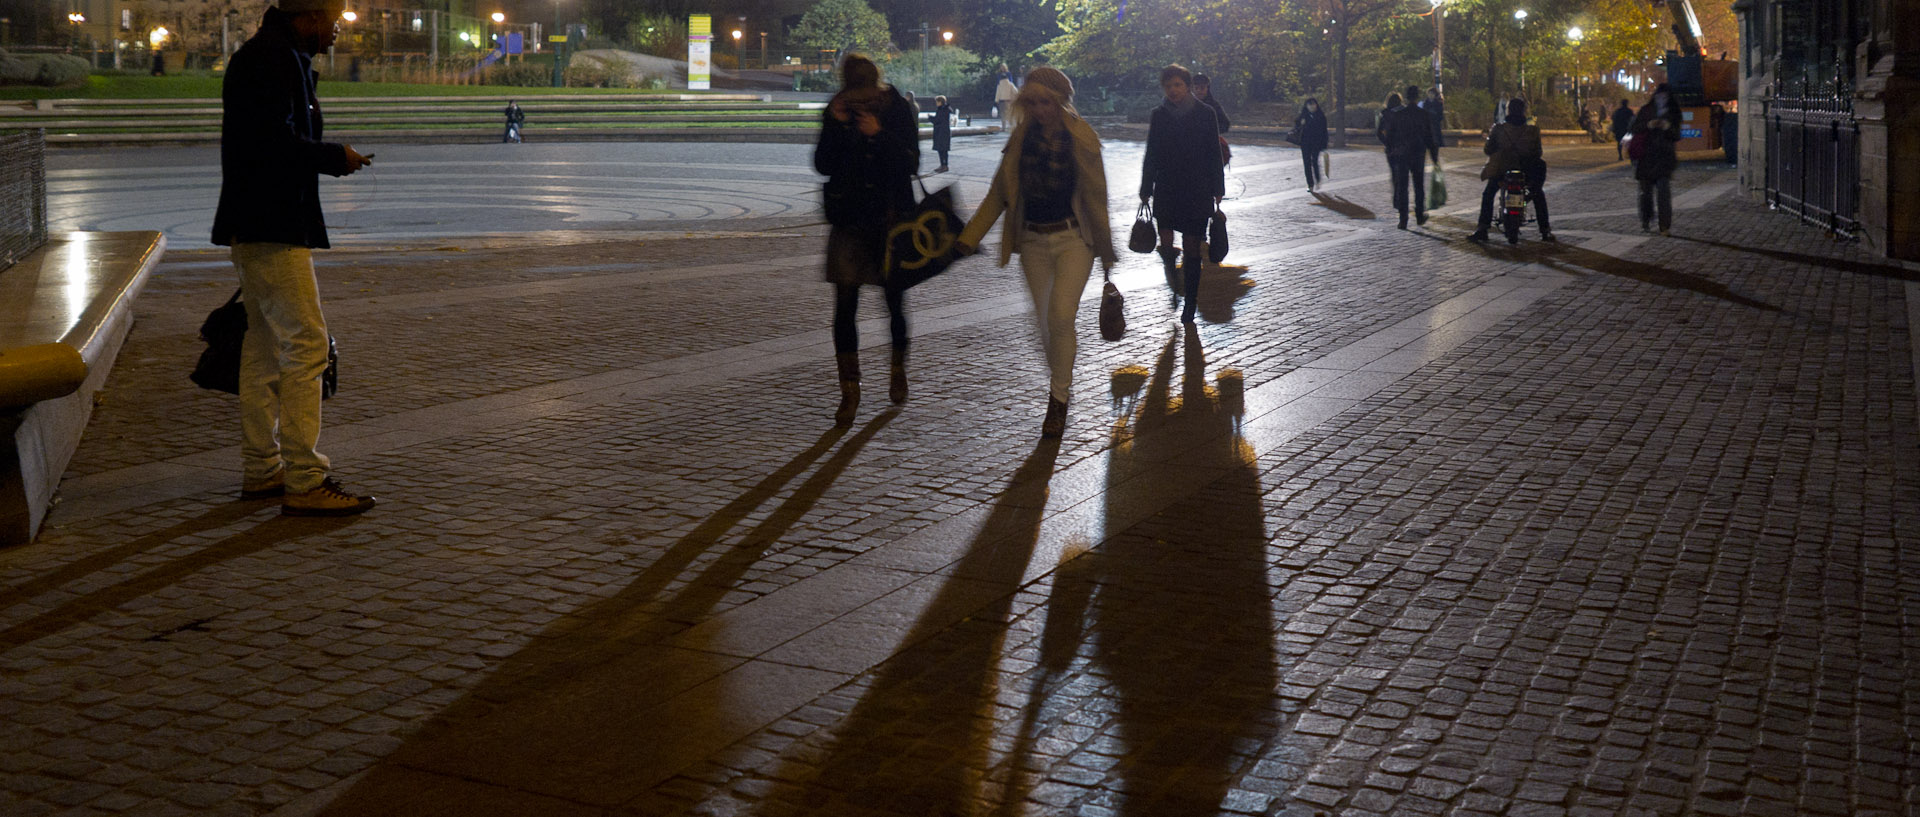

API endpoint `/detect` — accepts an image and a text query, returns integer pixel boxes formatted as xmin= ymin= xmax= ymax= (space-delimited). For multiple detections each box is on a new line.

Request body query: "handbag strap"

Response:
xmin=226 ymin=288 xmax=243 ymax=306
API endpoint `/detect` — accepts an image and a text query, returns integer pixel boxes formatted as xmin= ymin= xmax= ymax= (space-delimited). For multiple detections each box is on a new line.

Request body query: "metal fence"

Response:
xmin=0 ymin=130 xmax=48 ymax=272
xmin=1765 ymin=92 xmax=1860 ymax=237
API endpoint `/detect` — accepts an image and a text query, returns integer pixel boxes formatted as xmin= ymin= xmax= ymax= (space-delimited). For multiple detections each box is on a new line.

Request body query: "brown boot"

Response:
xmin=1041 ymin=395 xmax=1068 ymax=438
xmin=835 ymin=353 xmax=861 ymax=426
xmin=889 ymin=347 xmax=908 ymax=404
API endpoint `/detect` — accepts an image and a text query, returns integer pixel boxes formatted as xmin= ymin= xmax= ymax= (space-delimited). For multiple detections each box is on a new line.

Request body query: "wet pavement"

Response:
xmin=5 ymin=138 xmax=1919 ymax=817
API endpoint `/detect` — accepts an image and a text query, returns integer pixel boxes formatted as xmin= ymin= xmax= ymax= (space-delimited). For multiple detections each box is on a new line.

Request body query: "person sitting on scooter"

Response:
xmin=1469 ymin=98 xmax=1553 ymax=243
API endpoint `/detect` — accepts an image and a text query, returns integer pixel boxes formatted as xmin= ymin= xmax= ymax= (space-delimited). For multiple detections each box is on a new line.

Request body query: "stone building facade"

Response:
xmin=1733 ymin=0 xmax=1919 ymax=260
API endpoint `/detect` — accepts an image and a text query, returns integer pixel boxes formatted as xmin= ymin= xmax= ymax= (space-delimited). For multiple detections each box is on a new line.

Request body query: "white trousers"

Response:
xmin=1017 ymin=228 xmax=1095 ymax=402
xmin=233 ymin=242 xmax=332 ymax=493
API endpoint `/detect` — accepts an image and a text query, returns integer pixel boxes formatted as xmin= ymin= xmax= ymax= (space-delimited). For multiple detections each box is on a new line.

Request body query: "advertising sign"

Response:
xmin=688 ymin=14 xmax=712 ymax=90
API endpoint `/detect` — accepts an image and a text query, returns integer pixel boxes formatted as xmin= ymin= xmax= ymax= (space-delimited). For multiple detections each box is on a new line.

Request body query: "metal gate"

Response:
xmin=1765 ymin=92 xmax=1860 ymax=237
xmin=0 ymin=129 xmax=48 ymax=271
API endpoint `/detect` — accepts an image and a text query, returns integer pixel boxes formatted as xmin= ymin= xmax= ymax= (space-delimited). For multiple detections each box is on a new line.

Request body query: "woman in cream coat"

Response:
xmin=956 ymin=66 xmax=1117 ymax=438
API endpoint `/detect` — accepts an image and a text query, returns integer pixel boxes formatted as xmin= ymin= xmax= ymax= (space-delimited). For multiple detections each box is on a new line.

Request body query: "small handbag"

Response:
xmin=191 ymin=289 xmax=337 ymax=399
xmin=1127 ymin=203 xmax=1156 ymax=254
xmin=1207 ymin=209 xmax=1229 ymax=264
xmin=1098 ymin=268 xmax=1126 ymax=341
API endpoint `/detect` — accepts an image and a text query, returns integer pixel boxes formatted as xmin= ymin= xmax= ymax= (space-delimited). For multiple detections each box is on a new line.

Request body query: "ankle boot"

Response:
xmin=888 ymin=347 xmax=908 ymax=404
xmin=835 ymin=353 xmax=861 ymax=426
xmin=1041 ymin=395 xmax=1068 ymax=438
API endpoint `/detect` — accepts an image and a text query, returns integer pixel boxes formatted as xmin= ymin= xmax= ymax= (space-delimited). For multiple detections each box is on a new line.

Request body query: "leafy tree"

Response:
xmin=792 ymin=0 xmax=894 ymax=57
xmin=955 ymin=0 xmax=1061 ymax=69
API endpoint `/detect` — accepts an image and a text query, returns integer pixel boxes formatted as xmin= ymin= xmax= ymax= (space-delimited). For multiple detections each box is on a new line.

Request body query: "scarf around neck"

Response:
xmin=1162 ymin=95 xmax=1199 ymax=117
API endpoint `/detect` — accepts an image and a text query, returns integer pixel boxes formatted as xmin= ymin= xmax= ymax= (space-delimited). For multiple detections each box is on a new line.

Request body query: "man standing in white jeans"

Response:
xmin=212 ymin=0 xmax=375 ymax=516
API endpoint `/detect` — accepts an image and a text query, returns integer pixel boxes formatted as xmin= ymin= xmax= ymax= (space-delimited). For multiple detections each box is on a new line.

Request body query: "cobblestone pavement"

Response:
xmin=5 ymin=139 xmax=1919 ymax=817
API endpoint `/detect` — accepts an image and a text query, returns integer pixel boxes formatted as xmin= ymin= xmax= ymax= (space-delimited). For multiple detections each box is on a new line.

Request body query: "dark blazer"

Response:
xmin=1293 ymin=107 xmax=1329 ymax=152
xmin=1630 ymin=100 xmax=1684 ymax=180
xmin=1377 ymin=104 xmax=1436 ymax=162
xmin=1140 ymin=100 xmax=1224 ymax=207
xmin=211 ymin=7 xmax=352 ymax=249
xmin=1610 ymin=104 xmax=1635 ymax=139
xmin=813 ymin=86 xmax=920 ymax=229
xmin=1421 ymin=98 xmax=1445 ymax=156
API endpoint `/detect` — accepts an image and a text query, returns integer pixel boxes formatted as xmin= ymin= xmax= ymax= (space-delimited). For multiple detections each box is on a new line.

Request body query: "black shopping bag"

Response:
xmin=884 ymin=183 xmax=963 ymax=290
xmin=190 ymin=289 xmax=338 ymax=399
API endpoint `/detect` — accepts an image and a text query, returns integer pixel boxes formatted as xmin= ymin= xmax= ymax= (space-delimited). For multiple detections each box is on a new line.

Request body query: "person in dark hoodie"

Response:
xmin=1631 ymin=83 xmax=1684 ymax=235
xmin=1293 ymin=97 xmax=1330 ymax=191
xmin=1376 ymin=85 xmax=1437 ymax=228
xmin=1140 ymin=63 xmax=1224 ymax=324
xmin=1610 ymin=98 xmax=1635 ymax=160
xmin=211 ymin=0 xmax=376 ymax=517
xmin=813 ymin=53 xmax=920 ymax=426
xmin=1468 ymin=97 xmax=1552 ymax=243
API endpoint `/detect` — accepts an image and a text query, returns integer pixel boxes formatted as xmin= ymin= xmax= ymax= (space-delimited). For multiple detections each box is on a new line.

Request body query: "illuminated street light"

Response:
xmin=340 ymin=10 xmax=357 ymax=22
xmin=491 ymin=12 xmax=505 ymax=22
xmin=149 ymin=27 xmax=169 ymax=47
xmin=1567 ymin=25 xmax=1582 ymax=41
xmin=942 ymin=30 xmax=953 ymax=44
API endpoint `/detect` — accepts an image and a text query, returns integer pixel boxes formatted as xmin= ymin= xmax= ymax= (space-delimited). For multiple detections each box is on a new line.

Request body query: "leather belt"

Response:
xmin=1025 ymin=218 xmax=1078 ymax=234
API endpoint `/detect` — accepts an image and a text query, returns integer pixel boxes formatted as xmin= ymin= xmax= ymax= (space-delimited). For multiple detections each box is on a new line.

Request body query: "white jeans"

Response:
xmin=1017 ymin=228 xmax=1094 ymax=402
xmin=233 ymin=242 xmax=331 ymax=493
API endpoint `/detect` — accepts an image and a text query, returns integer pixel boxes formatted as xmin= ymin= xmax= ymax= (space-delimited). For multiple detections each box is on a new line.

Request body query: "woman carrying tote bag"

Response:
xmin=955 ymin=67 xmax=1116 ymax=439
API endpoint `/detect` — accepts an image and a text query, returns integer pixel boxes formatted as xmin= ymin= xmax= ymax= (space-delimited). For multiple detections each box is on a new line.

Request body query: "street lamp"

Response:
xmin=340 ymin=11 xmax=357 ymax=22
xmin=1428 ymin=0 xmax=1444 ymax=92
xmin=1513 ymin=9 xmax=1529 ymax=96
xmin=1567 ymin=26 xmax=1584 ymax=119
xmin=66 ymin=12 xmax=84 ymax=53
xmin=731 ymin=28 xmax=742 ymax=68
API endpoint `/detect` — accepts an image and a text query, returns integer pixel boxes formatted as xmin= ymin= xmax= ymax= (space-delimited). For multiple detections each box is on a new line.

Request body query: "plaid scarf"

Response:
xmin=1019 ymin=123 xmax=1077 ymax=208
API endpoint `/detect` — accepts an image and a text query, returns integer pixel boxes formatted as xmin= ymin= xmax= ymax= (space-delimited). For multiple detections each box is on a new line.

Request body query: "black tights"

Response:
xmin=1302 ymin=148 xmax=1322 ymax=188
xmin=1158 ymin=228 xmax=1206 ymax=302
xmin=833 ymin=283 xmax=907 ymax=360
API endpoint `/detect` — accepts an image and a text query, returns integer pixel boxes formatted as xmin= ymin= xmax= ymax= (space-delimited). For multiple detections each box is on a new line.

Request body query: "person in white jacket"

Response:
xmin=994 ymin=64 xmax=1021 ymax=131
xmin=956 ymin=67 xmax=1117 ymax=438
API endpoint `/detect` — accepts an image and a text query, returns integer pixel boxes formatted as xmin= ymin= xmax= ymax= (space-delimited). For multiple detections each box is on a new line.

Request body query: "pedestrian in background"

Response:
xmin=1631 ymin=83 xmax=1683 ymax=236
xmin=994 ymin=63 xmax=1020 ymax=130
xmin=1610 ymin=98 xmax=1635 ymax=160
xmin=1468 ymin=97 xmax=1553 ymax=243
xmin=213 ymin=0 xmax=376 ymax=516
xmin=1192 ymin=73 xmax=1231 ymax=133
xmin=503 ymin=100 xmax=525 ymax=143
xmin=813 ymin=54 xmax=920 ymax=425
xmin=1421 ymin=87 xmax=1445 ymax=163
xmin=1719 ymin=101 xmax=1738 ymax=167
xmin=1377 ymin=86 xmax=1437 ymax=229
xmin=955 ymin=67 xmax=1116 ymax=439
xmin=932 ymin=95 xmax=953 ymax=172
xmin=1293 ymin=97 xmax=1330 ymax=192
xmin=1141 ymin=63 xmax=1224 ymax=324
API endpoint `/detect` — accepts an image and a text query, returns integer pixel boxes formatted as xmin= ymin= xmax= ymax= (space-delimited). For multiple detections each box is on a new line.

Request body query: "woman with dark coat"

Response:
xmin=813 ymin=54 xmax=920 ymax=425
xmin=1294 ymin=97 xmax=1330 ymax=191
xmin=1631 ymin=83 xmax=1684 ymax=236
xmin=932 ymin=95 xmax=953 ymax=172
xmin=1140 ymin=63 xmax=1224 ymax=324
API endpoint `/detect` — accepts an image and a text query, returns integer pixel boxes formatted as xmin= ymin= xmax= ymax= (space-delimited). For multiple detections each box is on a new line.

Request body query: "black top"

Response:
xmin=1140 ymin=100 xmax=1224 ymax=201
xmin=1293 ymin=107 xmax=1329 ymax=151
xmin=1020 ymin=126 xmax=1076 ymax=223
xmin=211 ymin=7 xmax=352 ymax=249
xmin=1610 ymin=104 xmax=1635 ymax=138
xmin=1200 ymin=94 xmax=1231 ymax=134
xmin=813 ymin=86 xmax=921 ymax=229
xmin=1377 ymin=104 xmax=1437 ymax=161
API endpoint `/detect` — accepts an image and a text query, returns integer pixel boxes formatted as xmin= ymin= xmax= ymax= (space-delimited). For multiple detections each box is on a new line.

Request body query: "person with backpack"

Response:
xmin=1376 ymin=86 xmax=1437 ymax=229
xmin=1467 ymin=97 xmax=1553 ymax=243
xmin=954 ymin=67 xmax=1116 ymax=439
xmin=813 ymin=54 xmax=920 ymax=425
xmin=1140 ymin=63 xmax=1224 ymax=324
xmin=1631 ymin=83 xmax=1684 ymax=235
xmin=1293 ymin=97 xmax=1330 ymax=191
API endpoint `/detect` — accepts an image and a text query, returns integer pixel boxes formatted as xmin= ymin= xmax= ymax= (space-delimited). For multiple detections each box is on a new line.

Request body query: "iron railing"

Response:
xmin=0 ymin=129 xmax=48 ymax=271
xmin=1765 ymin=91 xmax=1860 ymax=237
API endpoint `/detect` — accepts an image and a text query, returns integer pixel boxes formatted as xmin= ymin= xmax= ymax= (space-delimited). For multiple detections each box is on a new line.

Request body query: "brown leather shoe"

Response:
xmin=282 ymin=478 xmax=377 ymax=517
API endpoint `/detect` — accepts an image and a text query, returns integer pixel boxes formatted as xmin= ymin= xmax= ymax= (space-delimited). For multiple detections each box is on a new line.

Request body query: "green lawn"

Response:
xmin=0 ymin=74 xmax=708 ymax=101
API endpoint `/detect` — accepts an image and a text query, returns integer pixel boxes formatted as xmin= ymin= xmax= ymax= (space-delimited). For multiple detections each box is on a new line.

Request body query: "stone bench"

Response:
xmin=0 ymin=231 xmax=167 ymax=545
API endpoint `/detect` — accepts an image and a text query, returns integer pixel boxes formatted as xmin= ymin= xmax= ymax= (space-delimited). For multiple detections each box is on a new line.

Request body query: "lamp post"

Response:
xmin=759 ymin=31 xmax=767 ymax=69
xmin=1566 ymin=26 xmax=1584 ymax=119
xmin=1428 ymin=0 xmax=1443 ymax=92
xmin=1513 ymin=9 xmax=1528 ymax=97
xmin=731 ymin=28 xmax=742 ymax=69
